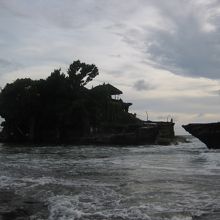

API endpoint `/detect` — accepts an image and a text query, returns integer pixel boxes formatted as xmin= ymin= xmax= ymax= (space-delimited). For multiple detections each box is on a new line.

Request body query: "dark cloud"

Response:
xmin=145 ymin=1 xmax=220 ymax=79
xmin=108 ymin=0 xmax=220 ymax=80
xmin=133 ymin=79 xmax=155 ymax=91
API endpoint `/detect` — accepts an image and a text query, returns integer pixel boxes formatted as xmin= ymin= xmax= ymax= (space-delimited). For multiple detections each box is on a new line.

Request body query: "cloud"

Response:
xmin=143 ymin=0 xmax=220 ymax=79
xmin=133 ymin=79 xmax=155 ymax=91
xmin=3 ymin=0 xmax=220 ymax=80
xmin=196 ymin=113 xmax=206 ymax=119
xmin=131 ymin=95 xmax=220 ymax=115
xmin=105 ymin=0 xmax=220 ymax=79
xmin=0 ymin=58 xmax=12 ymax=68
xmin=0 ymin=58 xmax=22 ymax=73
xmin=210 ymin=89 xmax=220 ymax=96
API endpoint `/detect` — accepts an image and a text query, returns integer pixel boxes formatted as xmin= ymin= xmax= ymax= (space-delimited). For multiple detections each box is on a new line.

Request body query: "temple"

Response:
xmin=91 ymin=83 xmax=132 ymax=113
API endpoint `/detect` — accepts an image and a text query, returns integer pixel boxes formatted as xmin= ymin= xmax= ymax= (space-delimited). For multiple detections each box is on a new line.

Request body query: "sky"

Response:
xmin=0 ymin=0 xmax=220 ymax=134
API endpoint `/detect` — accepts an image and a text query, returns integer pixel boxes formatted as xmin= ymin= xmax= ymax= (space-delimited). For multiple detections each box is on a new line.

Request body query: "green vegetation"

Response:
xmin=0 ymin=60 xmax=139 ymax=143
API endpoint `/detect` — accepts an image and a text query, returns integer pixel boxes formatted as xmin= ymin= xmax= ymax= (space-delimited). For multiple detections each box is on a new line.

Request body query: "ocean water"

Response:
xmin=0 ymin=137 xmax=220 ymax=220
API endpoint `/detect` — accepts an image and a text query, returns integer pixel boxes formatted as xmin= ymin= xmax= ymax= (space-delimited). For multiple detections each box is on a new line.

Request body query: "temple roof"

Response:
xmin=92 ymin=83 xmax=122 ymax=95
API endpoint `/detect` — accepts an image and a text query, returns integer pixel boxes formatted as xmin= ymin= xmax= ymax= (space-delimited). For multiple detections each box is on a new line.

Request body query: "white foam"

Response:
xmin=0 ymin=175 xmax=27 ymax=188
xmin=170 ymin=216 xmax=192 ymax=220
xmin=49 ymin=196 xmax=84 ymax=220
xmin=48 ymin=192 xmax=152 ymax=220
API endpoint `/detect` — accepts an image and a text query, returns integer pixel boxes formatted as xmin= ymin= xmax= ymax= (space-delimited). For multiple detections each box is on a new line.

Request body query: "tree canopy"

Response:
xmin=0 ymin=60 xmax=137 ymax=143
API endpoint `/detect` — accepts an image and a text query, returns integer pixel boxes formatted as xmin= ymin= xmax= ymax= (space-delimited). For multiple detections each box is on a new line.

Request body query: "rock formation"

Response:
xmin=183 ymin=122 xmax=220 ymax=149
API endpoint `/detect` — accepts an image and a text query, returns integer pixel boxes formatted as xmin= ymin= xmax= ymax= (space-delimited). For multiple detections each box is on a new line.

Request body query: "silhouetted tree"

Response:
xmin=67 ymin=60 xmax=99 ymax=87
xmin=0 ymin=60 xmax=138 ymax=143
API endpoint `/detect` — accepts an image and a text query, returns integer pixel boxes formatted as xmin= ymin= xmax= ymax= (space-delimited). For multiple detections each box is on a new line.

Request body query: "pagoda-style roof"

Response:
xmin=122 ymin=102 xmax=132 ymax=107
xmin=92 ymin=83 xmax=122 ymax=95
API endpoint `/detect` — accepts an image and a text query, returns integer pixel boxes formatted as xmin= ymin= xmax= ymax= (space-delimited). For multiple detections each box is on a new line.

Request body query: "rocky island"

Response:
xmin=0 ymin=60 xmax=175 ymax=145
xmin=183 ymin=122 xmax=220 ymax=149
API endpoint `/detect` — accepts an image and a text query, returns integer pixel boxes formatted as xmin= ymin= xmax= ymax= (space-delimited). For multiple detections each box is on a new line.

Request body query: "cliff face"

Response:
xmin=182 ymin=122 xmax=220 ymax=149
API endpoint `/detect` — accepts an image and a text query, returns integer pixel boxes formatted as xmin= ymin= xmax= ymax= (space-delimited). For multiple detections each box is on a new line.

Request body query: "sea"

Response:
xmin=0 ymin=137 xmax=220 ymax=220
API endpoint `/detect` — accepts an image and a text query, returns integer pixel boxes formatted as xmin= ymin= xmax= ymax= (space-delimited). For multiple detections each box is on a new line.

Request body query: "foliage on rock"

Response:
xmin=0 ymin=60 xmax=137 ymax=142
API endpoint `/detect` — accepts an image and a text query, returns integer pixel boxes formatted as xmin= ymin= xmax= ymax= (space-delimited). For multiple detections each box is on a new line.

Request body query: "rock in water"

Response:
xmin=182 ymin=122 xmax=220 ymax=149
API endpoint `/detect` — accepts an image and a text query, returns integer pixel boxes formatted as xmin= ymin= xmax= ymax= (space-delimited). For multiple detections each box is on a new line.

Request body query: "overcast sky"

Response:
xmin=1 ymin=0 xmax=220 ymax=134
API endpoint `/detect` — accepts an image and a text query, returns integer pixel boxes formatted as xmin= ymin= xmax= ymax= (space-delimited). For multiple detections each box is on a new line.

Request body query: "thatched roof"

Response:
xmin=92 ymin=83 xmax=122 ymax=95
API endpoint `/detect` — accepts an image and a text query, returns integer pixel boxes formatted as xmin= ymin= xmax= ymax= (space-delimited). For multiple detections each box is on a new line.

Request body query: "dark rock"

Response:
xmin=0 ymin=121 xmax=176 ymax=146
xmin=76 ymin=121 xmax=175 ymax=145
xmin=182 ymin=122 xmax=220 ymax=149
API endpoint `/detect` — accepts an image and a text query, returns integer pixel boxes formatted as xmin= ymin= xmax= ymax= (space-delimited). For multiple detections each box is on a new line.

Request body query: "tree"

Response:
xmin=0 ymin=60 xmax=99 ymax=142
xmin=67 ymin=60 xmax=99 ymax=87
